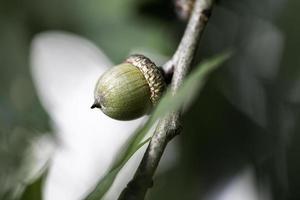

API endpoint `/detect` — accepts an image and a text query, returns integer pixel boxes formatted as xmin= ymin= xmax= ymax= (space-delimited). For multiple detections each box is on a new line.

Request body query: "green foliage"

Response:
xmin=85 ymin=138 xmax=150 ymax=200
xmin=84 ymin=52 xmax=231 ymax=199
xmin=20 ymin=171 xmax=47 ymax=200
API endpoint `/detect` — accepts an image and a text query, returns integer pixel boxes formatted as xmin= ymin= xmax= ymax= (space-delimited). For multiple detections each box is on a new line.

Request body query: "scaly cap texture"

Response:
xmin=125 ymin=54 xmax=166 ymax=105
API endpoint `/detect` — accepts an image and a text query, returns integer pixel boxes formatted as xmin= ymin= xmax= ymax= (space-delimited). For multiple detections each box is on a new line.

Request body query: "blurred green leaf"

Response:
xmin=84 ymin=52 xmax=231 ymax=200
xmin=20 ymin=170 xmax=47 ymax=200
xmin=152 ymin=52 xmax=232 ymax=120
xmin=85 ymin=138 xmax=150 ymax=200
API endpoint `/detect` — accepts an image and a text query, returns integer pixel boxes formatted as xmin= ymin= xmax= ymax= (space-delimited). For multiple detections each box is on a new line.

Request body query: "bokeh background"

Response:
xmin=0 ymin=0 xmax=299 ymax=199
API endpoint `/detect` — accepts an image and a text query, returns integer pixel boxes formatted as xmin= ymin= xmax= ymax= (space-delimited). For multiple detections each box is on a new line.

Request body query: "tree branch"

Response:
xmin=118 ymin=0 xmax=214 ymax=199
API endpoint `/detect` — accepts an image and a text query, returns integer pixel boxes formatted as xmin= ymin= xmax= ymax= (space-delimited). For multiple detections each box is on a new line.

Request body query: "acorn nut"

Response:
xmin=91 ymin=54 xmax=166 ymax=121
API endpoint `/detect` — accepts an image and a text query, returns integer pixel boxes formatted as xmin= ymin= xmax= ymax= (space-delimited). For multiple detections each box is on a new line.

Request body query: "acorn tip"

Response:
xmin=91 ymin=102 xmax=101 ymax=109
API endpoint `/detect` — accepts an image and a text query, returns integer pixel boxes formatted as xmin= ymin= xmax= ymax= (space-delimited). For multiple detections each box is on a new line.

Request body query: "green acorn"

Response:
xmin=91 ymin=55 xmax=166 ymax=121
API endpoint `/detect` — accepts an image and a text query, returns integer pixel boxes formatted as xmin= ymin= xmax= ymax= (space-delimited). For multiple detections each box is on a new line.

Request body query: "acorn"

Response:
xmin=91 ymin=54 xmax=166 ymax=121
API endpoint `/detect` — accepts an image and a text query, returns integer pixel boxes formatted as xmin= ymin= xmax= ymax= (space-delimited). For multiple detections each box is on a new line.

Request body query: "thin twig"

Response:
xmin=118 ymin=0 xmax=214 ymax=199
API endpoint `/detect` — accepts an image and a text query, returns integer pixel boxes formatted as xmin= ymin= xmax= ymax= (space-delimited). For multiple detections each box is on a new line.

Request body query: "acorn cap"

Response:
xmin=125 ymin=54 xmax=166 ymax=105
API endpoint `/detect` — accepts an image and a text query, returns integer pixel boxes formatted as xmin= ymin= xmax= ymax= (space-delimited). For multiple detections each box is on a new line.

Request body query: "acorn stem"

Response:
xmin=160 ymin=65 xmax=173 ymax=84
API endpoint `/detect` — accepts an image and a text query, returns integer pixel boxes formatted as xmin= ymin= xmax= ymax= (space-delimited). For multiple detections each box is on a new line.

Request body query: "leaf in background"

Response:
xmin=85 ymin=138 xmax=150 ymax=200
xmin=84 ymin=52 xmax=231 ymax=200
xmin=20 ymin=170 xmax=47 ymax=200
xmin=152 ymin=52 xmax=232 ymax=120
